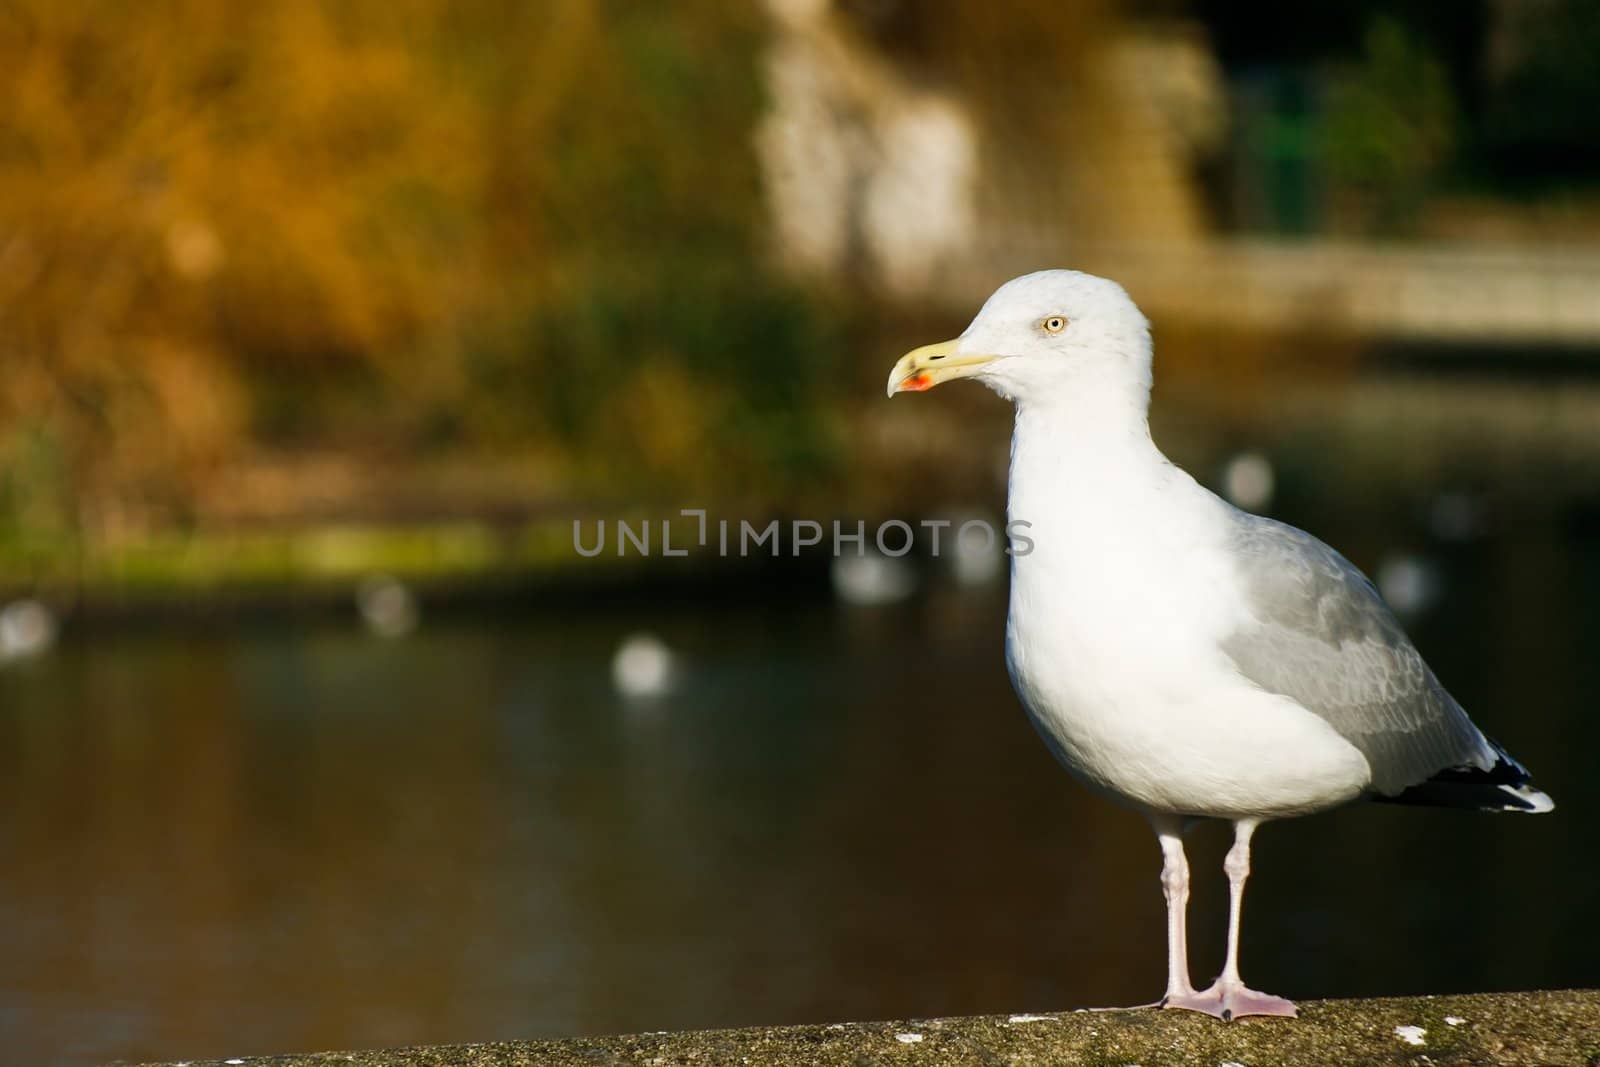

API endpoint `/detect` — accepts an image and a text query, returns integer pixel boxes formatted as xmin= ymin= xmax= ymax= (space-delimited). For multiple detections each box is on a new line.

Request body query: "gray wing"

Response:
xmin=1221 ymin=514 xmax=1495 ymax=795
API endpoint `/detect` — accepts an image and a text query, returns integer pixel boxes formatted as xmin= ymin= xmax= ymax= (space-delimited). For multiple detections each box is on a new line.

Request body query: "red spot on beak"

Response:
xmin=900 ymin=373 xmax=933 ymax=392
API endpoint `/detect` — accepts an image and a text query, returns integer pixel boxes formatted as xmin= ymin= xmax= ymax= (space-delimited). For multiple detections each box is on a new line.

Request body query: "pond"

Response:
xmin=1 ymin=508 xmax=1596 ymax=1065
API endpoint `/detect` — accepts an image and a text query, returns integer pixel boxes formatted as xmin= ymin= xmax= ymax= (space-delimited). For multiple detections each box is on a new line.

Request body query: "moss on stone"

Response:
xmin=137 ymin=989 xmax=1600 ymax=1067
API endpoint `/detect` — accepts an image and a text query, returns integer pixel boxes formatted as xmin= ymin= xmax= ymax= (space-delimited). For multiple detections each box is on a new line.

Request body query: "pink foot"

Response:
xmin=1161 ymin=988 xmax=1227 ymax=1019
xmin=1161 ymin=983 xmax=1297 ymax=1021
xmin=1205 ymin=981 xmax=1298 ymax=1021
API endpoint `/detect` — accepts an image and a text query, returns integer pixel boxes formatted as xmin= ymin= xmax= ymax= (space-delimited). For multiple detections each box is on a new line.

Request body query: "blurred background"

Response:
xmin=2 ymin=0 xmax=1598 ymax=1062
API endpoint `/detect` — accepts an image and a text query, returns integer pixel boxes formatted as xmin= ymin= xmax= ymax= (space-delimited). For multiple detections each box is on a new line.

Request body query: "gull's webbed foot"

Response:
xmin=1160 ymin=988 xmax=1228 ymax=1019
xmin=1172 ymin=980 xmax=1297 ymax=1021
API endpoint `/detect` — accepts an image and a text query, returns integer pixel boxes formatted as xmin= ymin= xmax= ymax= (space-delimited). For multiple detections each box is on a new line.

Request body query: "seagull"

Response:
xmin=886 ymin=270 xmax=1553 ymax=1021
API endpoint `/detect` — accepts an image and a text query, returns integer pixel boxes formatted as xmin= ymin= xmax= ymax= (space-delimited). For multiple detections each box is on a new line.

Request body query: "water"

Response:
xmin=1 ymin=519 xmax=1597 ymax=1065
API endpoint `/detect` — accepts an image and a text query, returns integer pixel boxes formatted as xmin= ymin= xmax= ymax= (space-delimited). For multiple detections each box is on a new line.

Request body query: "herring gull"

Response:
xmin=886 ymin=269 xmax=1553 ymax=1020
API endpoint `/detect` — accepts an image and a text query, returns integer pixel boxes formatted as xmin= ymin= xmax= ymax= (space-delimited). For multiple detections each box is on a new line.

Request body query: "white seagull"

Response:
xmin=887 ymin=270 xmax=1553 ymax=1021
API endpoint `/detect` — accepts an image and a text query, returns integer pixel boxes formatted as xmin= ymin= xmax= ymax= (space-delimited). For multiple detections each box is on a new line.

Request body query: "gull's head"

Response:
xmin=886 ymin=270 xmax=1151 ymax=406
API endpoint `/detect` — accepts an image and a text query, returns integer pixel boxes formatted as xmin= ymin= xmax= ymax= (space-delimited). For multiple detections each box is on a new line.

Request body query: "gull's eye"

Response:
xmin=1042 ymin=316 xmax=1067 ymax=335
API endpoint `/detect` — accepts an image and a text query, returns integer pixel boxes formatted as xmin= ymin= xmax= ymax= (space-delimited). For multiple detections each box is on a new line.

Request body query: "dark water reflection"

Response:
xmin=2 ymin=520 xmax=1597 ymax=1065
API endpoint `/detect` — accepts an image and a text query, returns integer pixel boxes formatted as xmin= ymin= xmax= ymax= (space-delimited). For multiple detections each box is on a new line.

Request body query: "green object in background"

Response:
xmin=1262 ymin=74 xmax=1321 ymax=235
xmin=1229 ymin=18 xmax=1460 ymax=237
xmin=1322 ymin=17 xmax=1458 ymax=234
xmin=1231 ymin=71 xmax=1323 ymax=236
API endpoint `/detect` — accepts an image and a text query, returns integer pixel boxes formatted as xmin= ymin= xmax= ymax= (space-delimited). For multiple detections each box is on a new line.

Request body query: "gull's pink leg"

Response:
xmin=1193 ymin=819 xmax=1297 ymax=1021
xmin=1148 ymin=815 xmax=1229 ymax=1017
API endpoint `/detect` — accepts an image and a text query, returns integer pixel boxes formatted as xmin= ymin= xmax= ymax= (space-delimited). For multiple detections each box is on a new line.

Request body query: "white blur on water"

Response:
xmin=1378 ymin=553 xmax=1442 ymax=617
xmin=0 ymin=599 xmax=57 ymax=664
xmin=356 ymin=576 xmax=420 ymax=638
xmin=945 ymin=513 xmax=1005 ymax=587
xmin=611 ymin=633 xmax=677 ymax=699
xmin=1428 ymin=492 xmax=1489 ymax=542
xmin=831 ymin=551 xmax=918 ymax=606
xmin=1222 ymin=451 xmax=1275 ymax=512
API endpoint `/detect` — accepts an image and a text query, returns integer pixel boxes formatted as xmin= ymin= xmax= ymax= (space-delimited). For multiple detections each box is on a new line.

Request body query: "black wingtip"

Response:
xmin=1375 ymin=748 xmax=1555 ymax=813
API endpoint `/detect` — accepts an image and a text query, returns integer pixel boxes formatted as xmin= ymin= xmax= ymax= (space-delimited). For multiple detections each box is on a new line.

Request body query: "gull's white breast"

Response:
xmin=1004 ymin=453 xmax=1370 ymax=820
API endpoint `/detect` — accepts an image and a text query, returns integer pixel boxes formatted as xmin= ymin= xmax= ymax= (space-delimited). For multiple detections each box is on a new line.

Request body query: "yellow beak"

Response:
xmin=885 ymin=338 xmax=1000 ymax=397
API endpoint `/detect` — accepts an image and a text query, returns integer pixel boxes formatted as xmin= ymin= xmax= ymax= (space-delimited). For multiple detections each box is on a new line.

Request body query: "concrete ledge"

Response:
xmin=137 ymin=990 xmax=1600 ymax=1067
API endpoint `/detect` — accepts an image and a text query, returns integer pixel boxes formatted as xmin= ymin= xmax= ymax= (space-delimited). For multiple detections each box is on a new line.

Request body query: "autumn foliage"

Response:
xmin=0 ymin=0 xmax=844 ymax=540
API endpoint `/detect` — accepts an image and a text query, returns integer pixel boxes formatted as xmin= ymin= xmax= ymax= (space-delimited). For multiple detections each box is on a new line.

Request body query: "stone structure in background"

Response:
xmin=757 ymin=0 xmax=1600 ymax=346
xmin=756 ymin=0 xmax=1226 ymax=294
xmin=757 ymin=0 xmax=978 ymax=295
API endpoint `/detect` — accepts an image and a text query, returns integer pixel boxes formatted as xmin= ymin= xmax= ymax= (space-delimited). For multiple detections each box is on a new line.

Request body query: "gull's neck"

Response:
xmin=1009 ymin=387 xmax=1168 ymax=497
xmin=1006 ymin=384 xmax=1191 ymax=563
